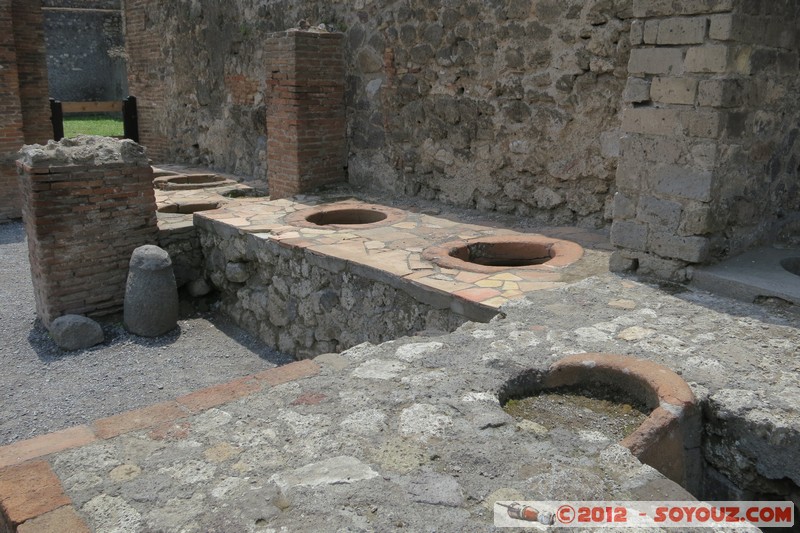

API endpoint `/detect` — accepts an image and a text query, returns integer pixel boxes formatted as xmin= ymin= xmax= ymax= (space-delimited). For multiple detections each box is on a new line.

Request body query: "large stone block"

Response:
xmin=611 ymin=220 xmax=649 ymax=251
xmin=684 ymin=44 xmax=729 ymax=73
xmin=124 ymin=245 xmax=178 ymax=337
xmin=633 ymin=0 xmax=733 ymax=18
xmin=637 ymin=196 xmax=682 ymax=232
xmin=648 ymin=232 xmax=710 ymax=262
xmin=612 ymin=191 xmax=636 ymax=220
xmin=657 ymin=17 xmax=707 ymax=44
xmin=650 ymin=77 xmax=698 ymax=105
xmin=628 ymin=48 xmax=684 ymax=75
xmin=697 ymin=79 xmax=745 ymax=107
xmin=637 ymin=253 xmax=689 ymax=281
xmin=681 ymin=110 xmax=726 ymax=138
xmin=651 ymin=164 xmax=714 ymax=202
xmin=622 ymin=108 xmax=682 ymax=136
xmin=622 ymin=77 xmax=651 ymax=103
xmin=679 ymin=202 xmax=720 ymax=235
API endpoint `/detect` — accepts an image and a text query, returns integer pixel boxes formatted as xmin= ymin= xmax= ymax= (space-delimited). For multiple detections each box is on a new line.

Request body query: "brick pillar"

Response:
xmin=124 ymin=0 xmax=168 ymax=162
xmin=17 ymin=137 xmax=158 ymax=327
xmin=10 ymin=0 xmax=50 ymax=144
xmin=0 ymin=0 xmax=25 ymax=221
xmin=611 ymin=0 xmax=800 ymax=280
xmin=266 ymin=31 xmax=346 ymax=199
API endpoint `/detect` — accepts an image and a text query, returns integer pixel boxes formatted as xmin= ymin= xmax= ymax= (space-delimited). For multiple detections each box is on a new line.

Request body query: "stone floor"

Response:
xmin=2 ymin=272 xmax=797 ymax=531
xmin=2 ymin=176 xmax=798 ymax=531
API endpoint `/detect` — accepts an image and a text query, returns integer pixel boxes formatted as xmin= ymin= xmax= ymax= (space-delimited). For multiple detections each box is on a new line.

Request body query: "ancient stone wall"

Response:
xmin=197 ymin=221 xmax=465 ymax=359
xmin=43 ymin=0 xmax=128 ymax=102
xmin=124 ymin=0 xmax=632 ymax=226
xmin=17 ymin=137 xmax=157 ymax=327
xmin=611 ymin=0 xmax=800 ymax=279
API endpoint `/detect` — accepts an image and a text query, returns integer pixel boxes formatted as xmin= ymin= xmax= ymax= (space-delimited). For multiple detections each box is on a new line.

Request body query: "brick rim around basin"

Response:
xmin=284 ymin=202 xmax=407 ymax=229
xmin=499 ymin=353 xmax=700 ymax=494
xmin=422 ymin=235 xmax=584 ymax=273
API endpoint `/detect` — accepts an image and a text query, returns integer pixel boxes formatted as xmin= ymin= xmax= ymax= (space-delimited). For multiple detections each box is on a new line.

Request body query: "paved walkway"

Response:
xmin=1 ymin=271 xmax=797 ymax=531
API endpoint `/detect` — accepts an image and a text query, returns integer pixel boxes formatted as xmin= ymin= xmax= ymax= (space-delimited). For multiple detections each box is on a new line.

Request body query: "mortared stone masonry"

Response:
xmin=17 ymin=136 xmax=157 ymax=327
xmin=266 ymin=30 xmax=346 ymax=199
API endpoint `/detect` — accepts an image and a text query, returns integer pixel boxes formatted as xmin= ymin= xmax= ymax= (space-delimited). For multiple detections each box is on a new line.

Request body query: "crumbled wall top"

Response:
xmin=17 ymin=135 xmax=149 ymax=169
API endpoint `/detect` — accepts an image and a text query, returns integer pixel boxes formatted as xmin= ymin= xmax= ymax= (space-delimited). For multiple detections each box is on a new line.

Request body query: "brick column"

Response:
xmin=17 ymin=137 xmax=157 ymax=327
xmin=1 ymin=0 xmax=50 ymax=222
xmin=124 ymin=0 xmax=168 ymax=162
xmin=611 ymin=0 xmax=800 ymax=280
xmin=0 ymin=0 xmax=25 ymax=221
xmin=10 ymin=0 xmax=50 ymax=144
xmin=266 ymin=30 xmax=346 ymax=199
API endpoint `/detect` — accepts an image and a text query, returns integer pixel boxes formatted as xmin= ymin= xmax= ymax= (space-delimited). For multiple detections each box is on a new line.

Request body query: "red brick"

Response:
xmin=93 ymin=401 xmax=188 ymax=439
xmin=0 ymin=461 xmax=71 ymax=527
xmin=177 ymin=376 xmax=263 ymax=413
xmin=16 ymin=505 xmax=91 ymax=533
xmin=253 ymin=360 xmax=321 ymax=386
xmin=0 ymin=426 xmax=97 ymax=469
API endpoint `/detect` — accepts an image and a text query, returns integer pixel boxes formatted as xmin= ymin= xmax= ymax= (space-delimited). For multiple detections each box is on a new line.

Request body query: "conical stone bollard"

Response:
xmin=124 ymin=245 xmax=178 ymax=337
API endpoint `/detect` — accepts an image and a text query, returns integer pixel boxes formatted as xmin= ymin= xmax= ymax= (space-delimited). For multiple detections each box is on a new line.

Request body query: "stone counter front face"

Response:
xmin=198 ymin=226 xmax=466 ymax=359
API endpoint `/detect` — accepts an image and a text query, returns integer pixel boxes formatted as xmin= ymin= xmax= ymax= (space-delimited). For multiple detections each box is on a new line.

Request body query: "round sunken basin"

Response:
xmin=499 ymin=353 xmax=699 ymax=491
xmin=780 ymin=257 xmax=800 ymax=277
xmin=422 ymin=235 xmax=583 ymax=273
xmin=153 ymin=174 xmax=236 ymax=191
xmin=285 ymin=202 xmax=407 ymax=229
xmin=157 ymin=201 xmax=221 ymax=215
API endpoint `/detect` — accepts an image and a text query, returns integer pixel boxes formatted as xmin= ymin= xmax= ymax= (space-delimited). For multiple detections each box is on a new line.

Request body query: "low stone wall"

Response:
xmin=157 ymin=220 xmax=203 ymax=289
xmin=196 ymin=220 xmax=466 ymax=359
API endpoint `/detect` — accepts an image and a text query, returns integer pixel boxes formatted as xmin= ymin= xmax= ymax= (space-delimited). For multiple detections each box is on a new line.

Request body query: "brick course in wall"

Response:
xmin=17 ymin=139 xmax=157 ymax=327
xmin=266 ymin=31 xmax=346 ymax=199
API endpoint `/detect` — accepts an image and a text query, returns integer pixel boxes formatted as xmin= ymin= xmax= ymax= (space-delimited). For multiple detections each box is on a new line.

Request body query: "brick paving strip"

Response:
xmin=0 ymin=360 xmax=320 ymax=532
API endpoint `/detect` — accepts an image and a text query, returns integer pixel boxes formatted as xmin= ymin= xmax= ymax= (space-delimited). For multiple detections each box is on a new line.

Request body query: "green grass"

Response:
xmin=63 ymin=114 xmax=124 ymax=138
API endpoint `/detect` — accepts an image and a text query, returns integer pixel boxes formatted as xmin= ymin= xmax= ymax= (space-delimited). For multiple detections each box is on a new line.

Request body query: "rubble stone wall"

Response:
xmin=125 ymin=0 xmax=633 ymax=227
xmin=611 ymin=1 xmax=800 ymax=279
xmin=43 ymin=0 xmax=128 ymax=102
xmin=157 ymin=223 xmax=203 ymax=289
xmin=197 ymin=221 xmax=466 ymax=359
xmin=17 ymin=137 xmax=157 ymax=327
